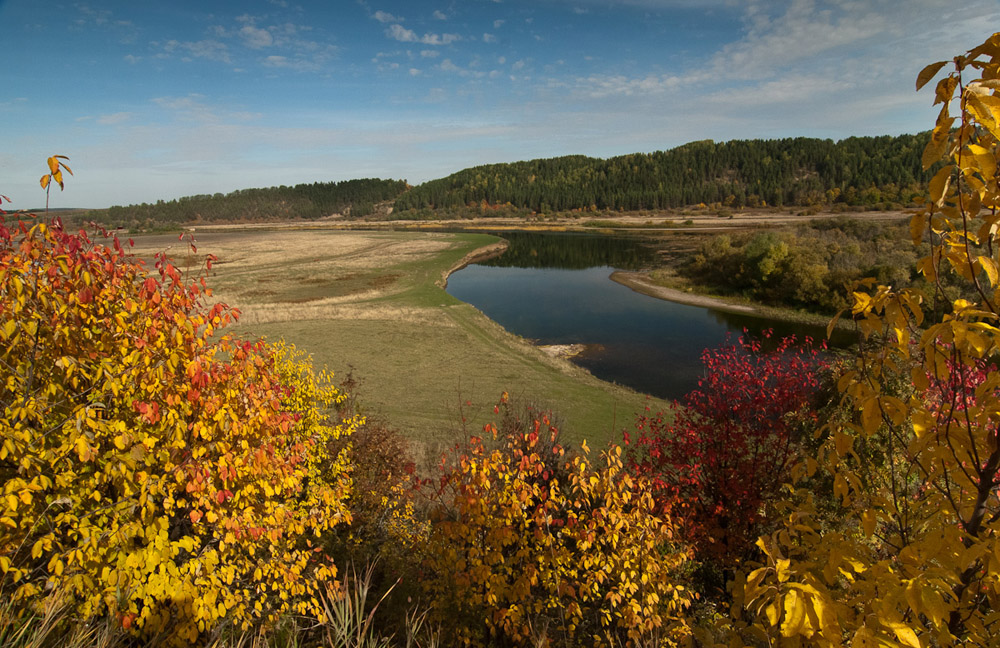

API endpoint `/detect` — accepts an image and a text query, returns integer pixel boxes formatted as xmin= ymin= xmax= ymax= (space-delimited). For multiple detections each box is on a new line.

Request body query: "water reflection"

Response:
xmin=480 ymin=231 xmax=657 ymax=270
xmin=447 ymin=233 xmax=856 ymax=400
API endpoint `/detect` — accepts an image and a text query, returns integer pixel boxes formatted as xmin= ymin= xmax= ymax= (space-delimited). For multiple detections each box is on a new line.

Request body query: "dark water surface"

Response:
xmin=446 ymin=233 xmax=855 ymax=401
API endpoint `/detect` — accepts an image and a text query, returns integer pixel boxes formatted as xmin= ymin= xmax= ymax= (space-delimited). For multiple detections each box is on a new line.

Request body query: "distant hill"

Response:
xmin=79 ymin=178 xmax=409 ymax=230
xmin=393 ymin=134 xmax=934 ymax=215
xmin=76 ymin=134 xmax=937 ymax=230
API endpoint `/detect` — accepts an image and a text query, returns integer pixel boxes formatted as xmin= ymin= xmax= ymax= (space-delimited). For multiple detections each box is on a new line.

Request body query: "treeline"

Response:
xmin=673 ymin=216 xmax=980 ymax=315
xmin=81 ymin=178 xmax=409 ymax=230
xmin=393 ymin=134 xmax=934 ymax=215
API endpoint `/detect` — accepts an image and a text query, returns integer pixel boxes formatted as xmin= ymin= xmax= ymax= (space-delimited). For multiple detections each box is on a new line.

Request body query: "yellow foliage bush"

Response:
xmin=734 ymin=33 xmax=1000 ymax=647
xmin=422 ymin=403 xmax=693 ymax=647
xmin=0 ymin=220 xmax=359 ymax=643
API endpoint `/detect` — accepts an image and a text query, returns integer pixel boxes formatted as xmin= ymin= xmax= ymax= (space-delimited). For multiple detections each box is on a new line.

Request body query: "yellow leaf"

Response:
xmin=923 ymin=122 xmax=952 ymax=169
xmin=826 ymin=309 xmax=843 ymax=340
xmin=781 ymin=589 xmax=807 ymax=637
xmin=48 ymin=156 xmax=60 ymax=174
xmin=776 ymin=558 xmax=790 ymax=583
xmin=861 ymin=510 xmax=876 ymax=537
xmin=1 ymin=320 xmax=16 ymax=340
xmin=40 ymin=174 xmax=50 ymax=189
xmin=916 ymin=60 xmax=948 ymax=91
xmin=861 ymin=397 xmax=882 ymax=436
xmin=934 ymin=75 xmax=958 ymax=106
xmin=888 ymin=622 xmax=922 ymax=648
xmin=928 ymin=166 xmax=952 ymax=207
xmin=978 ymin=256 xmax=998 ymax=287
xmin=765 ymin=601 xmax=780 ymax=627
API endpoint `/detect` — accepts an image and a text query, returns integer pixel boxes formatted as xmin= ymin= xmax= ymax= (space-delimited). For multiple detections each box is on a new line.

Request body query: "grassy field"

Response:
xmin=131 ymin=228 xmax=666 ymax=455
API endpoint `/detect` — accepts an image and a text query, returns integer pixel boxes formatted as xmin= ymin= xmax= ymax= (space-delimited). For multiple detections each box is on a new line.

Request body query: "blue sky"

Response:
xmin=1 ymin=0 xmax=998 ymax=209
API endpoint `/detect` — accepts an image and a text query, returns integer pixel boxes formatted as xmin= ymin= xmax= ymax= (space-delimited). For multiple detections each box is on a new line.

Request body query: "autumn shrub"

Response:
xmin=624 ymin=333 xmax=829 ymax=569
xmin=733 ymin=33 xmax=1000 ymax=646
xmin=0 ymin=216 xmax=360 ymax=643
xmin=421 ymin=397 xmax=694 ymax=647
xmin=323 ymin=412 xmax=428 ymax=637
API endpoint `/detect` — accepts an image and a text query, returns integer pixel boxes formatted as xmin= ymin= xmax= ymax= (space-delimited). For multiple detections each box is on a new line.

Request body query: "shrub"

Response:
xmin=422 ymin=398 xmax=694 ymax=647
xmin=624 ymin=333 xmax=829 ymax=565
xmin=0 ymin=218 xmax=360 ymax=643
xmin=736 ymin=33 xmax=1000 ymax=646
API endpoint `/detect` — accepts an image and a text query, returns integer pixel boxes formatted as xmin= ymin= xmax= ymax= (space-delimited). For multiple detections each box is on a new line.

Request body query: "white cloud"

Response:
xmin=386 ymin=24 xmax=460 ymax=45
xmin=240 ymin=25 xmax=274 ymax=49
xmin=262 ymin=55 xmax=289 ymax=66
xmin=439 ymin=59 xmax=459 ymax=72
xmin=483 ymin=33 xmax=497 ymax=43
xmin=162 ymin=39 xmax=232 ymax=64
xmin=433 ymin=10 xmax=447 ymax=20
xmin=712 ymin=0 xmax=888 ymax=81
xmin=124 ymin=54 xmax=140 ymax=64
xmin=97 ymin=112 xmax=133 ymax=125
xmin=421 ymin=49 xmax=440 ymax=58
xmin=493 ymin=19 xmax=505 ymax=28
xmin=573 ymin=73 xmax=691 ymax=98
xmin=409 ymin=68 xmax=422 ymax=76
xmin=386 ymin=24 xmax=418 ymax=42
xmin=373 ymin=10 xmax=401 ymax=23
xmin=151 ymin=95 xmax=261 ymax=124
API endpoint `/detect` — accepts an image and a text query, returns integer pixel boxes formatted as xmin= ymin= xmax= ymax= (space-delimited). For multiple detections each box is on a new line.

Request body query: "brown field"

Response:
xmin=129 ymin=228 xmax=666 ymax=455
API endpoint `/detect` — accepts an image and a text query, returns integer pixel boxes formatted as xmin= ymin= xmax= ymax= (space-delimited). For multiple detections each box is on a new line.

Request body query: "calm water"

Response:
xmin=446 ymin=233 xmax=854 ymax=400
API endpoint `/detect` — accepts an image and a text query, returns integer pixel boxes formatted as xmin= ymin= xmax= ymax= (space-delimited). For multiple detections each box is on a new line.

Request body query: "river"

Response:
xmin=445 ymin=232 xmax=855 ymax=400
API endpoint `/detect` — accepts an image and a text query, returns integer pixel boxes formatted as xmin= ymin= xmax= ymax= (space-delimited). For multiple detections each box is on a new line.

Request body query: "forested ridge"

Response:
xmin=81 ymin=178 xmax=409 ymax=230
xmin=81 ymin=133 xmax=933 ymax=230
xmin=394 ymin=133 xmax=934 ymax=214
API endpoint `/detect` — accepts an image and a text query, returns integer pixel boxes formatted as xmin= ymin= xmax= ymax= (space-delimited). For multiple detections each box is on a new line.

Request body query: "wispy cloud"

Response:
xmin=161 ymin=39 xmax=232 ymax=64
xmin=373 ymin=10 xmax=402 ymax=23
xmin=151 ymin=95 xmax=261 ymax=124
xmin=156 ymin=16 xmax=336 ymax=72
xmin=240 ymin=24 xmax=274 ymax=48
xmin=97 ymin=112 xmax=133 ymax=125
xmin=386 ymin=23 xmax=461 ymax=45
xmin=433 ymin=10 xmax=448 ymax=20
xmin=712 ymin=0 xmax=887 ymax=81
xmin=570 ymin=72 xmax=692 ymax=98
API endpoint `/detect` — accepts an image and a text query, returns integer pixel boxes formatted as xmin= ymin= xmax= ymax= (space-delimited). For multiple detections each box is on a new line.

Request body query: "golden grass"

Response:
xmin=130 ymin=228 xmax=665 ymax=448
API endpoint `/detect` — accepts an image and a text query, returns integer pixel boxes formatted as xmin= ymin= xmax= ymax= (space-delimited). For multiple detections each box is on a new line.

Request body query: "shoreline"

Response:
xmin=610 ymin=270 xmax=850 ymax=332
xmin=610 ymin=271 xmax=761 ymax=316
xmin=436 ymin=239 xmax=509 ymax=289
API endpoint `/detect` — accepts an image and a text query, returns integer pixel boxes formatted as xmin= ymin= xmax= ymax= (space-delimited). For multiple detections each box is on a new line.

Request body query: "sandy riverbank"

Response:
xmin=610 ymin=271 xmax=761 ymax=316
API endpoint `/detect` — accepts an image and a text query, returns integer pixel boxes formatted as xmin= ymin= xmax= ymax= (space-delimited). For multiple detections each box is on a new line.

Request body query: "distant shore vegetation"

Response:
xmin=77 ymin=133 xmax=935 ymax=231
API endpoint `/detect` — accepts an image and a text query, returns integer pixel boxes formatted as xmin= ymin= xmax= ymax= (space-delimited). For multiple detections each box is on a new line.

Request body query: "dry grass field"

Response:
xmin=130 ymin=228 xmax=665 ymax=454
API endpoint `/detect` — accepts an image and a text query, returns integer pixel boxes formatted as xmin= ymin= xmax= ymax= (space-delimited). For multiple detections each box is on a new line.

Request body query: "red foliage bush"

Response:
xmin=624 ymin=332 xmax=829 ymax=562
